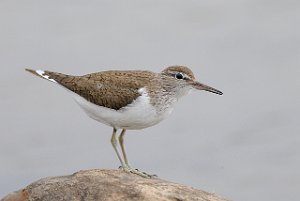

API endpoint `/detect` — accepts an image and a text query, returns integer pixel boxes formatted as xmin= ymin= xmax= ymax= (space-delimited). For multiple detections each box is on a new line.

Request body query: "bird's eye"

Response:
xmin=175 ymin=73 xmax=184 ymax=80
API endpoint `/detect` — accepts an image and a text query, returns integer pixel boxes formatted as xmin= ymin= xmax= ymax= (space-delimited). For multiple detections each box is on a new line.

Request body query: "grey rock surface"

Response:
xmin=1 ymin=169 xmax=228 ymax=201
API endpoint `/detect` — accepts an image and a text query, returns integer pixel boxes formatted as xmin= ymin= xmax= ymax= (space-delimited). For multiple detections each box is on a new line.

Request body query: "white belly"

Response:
xmin=71 ymin=89 xmax=173 ymax=130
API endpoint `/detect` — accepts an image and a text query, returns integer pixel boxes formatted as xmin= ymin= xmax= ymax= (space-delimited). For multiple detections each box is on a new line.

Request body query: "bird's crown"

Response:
xmin=161 ymin=65 xmax=196 ymax=81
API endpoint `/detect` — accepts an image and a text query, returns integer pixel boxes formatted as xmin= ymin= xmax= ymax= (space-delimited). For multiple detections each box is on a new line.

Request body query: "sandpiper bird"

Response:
xmin=26 ymin=66 xmax=222 ymax=177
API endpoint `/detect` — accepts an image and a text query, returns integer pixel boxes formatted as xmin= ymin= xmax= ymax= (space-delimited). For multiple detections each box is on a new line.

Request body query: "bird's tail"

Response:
xmin=25 ymin=68 xmax=59 ymax=83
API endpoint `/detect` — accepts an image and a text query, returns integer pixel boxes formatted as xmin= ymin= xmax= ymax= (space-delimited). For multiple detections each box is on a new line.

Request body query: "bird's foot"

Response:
xmin=119 ymin=165 xmax=157 ymax=178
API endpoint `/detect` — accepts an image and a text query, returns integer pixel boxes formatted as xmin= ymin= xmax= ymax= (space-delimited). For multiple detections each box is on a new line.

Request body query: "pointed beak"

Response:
xmin=191 ymin=81 xmax=223 ymax=95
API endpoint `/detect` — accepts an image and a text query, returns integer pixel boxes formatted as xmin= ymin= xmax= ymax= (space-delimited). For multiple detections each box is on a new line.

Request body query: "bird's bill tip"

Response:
xmin=192 ymin=81 xmax=223 ymax=95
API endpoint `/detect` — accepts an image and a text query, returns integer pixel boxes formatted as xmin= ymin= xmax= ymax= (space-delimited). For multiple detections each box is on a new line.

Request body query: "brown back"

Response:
xmin=37 ymin=70 xmax=155 ymax=110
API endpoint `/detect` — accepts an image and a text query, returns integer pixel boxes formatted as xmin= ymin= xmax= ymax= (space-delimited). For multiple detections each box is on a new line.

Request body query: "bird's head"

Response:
xmin=161 ymin=66 xmax=223 ymax=96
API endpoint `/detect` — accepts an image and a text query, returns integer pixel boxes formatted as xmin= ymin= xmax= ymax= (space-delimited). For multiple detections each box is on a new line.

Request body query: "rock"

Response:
xmin=1 ymin=169 xmax=229 ymax=201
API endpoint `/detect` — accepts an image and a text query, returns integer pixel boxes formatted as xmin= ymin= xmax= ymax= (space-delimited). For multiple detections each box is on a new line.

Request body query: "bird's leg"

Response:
xmin=110 ymin=128 xmax=124 ymax=167
xmin=118 ymin=129 xmax=130 ymax=167
xmin=118 ymin=129 xmax=157 ymax=178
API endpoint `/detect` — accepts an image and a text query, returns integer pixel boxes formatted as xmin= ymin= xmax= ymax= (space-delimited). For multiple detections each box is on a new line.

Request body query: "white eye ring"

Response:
xmin=175 ymin=73 xmax=184 ymax=80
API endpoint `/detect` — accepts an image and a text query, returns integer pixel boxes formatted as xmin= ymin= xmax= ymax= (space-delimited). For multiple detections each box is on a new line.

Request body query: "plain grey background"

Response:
xmin=1 ymin=0 xmax=299 ymax=200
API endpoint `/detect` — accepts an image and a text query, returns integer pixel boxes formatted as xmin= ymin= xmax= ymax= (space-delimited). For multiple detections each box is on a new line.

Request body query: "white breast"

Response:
xmin=71 ymin=87 xmax=173 ymax=130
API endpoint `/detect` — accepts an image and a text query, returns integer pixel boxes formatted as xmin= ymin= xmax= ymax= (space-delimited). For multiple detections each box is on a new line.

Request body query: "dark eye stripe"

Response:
xmin=163 ymin=72 xmax=191 ymax=80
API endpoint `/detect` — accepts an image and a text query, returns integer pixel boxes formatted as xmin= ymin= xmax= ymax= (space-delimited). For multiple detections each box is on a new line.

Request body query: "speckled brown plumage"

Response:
xmin=26 ymin=69 xmax=159 ymax=110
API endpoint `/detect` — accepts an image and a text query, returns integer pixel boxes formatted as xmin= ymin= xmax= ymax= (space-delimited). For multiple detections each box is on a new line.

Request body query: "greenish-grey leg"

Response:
xmin=111 ymin=128 xmax=124 ymax=167
xmin=118 ymin=129 xmax=129 ymax=167
xmin=118 ymin=129 xmax=156 ymax=178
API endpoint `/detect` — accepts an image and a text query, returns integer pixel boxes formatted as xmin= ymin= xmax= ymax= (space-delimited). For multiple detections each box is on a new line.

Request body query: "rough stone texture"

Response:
xmin=1 ymin=169 xmax=229 ymax=201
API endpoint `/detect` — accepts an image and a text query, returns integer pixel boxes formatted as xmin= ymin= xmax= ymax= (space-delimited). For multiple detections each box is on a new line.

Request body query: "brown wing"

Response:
xmin=32 ymin=70 xmax=154 ymax=110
